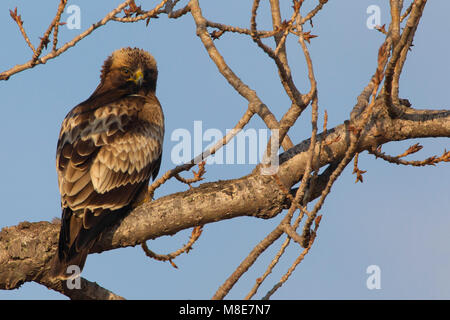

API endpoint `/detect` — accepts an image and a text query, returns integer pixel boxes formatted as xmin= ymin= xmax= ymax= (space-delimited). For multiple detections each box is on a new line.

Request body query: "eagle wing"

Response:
xmin=55 ymin=94 xmax=164 ymax=265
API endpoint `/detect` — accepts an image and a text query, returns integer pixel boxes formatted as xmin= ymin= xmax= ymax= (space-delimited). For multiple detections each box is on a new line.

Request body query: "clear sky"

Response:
xmin=0 ymin=1 xmax=449 ymax=299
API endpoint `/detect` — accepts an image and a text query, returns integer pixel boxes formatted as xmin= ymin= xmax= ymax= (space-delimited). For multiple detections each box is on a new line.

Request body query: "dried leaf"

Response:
xmin=374 ymin=24 xmax=387 ymax=34
xmin=302 ymin=31 xmax=318 ymax=43
xmin=9 ymin=7 xmax=23 ymax=25
xmin=39 ymin=36 xmax=50 ymax=49
xmin=396 ymin=143 xmax=423 ymax=158
xmin=124 ymin=0 xmax=145 ymax=17
xmin=353 ymin=169 xmax=366 ymax=183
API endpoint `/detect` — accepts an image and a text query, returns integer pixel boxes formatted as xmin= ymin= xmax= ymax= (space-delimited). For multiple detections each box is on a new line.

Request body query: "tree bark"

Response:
xmin=0 ymin=99 xmax=449 ymax=296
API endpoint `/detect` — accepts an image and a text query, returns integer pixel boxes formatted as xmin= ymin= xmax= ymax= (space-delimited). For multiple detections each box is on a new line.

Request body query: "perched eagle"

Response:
xmin=51 ymin=48 xmax=164 ymax=278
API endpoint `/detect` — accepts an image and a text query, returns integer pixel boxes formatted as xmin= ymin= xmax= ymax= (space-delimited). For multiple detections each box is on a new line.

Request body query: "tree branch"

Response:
xmin=1 ymin=99 xmax=448 ymax=296
xmin=0 ymin=1 xmax=132 ymax=81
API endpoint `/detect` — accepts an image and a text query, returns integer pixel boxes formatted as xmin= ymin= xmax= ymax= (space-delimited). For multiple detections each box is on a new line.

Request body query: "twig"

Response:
xmin=175 ymin=161 xmax=206 ymax=188
xmin=1 ymin=1 xmax=133 ymax=81
xmin=273 ymin=1 xmax=302 ymax=56
xmin=168 ymin=4 xmax=191 ymax=19
xmin=188 ymin=0 xmax=294 ymax=151
xmin=246 ymin=56 xmax=322 ymax=299
xmin=244 ymin=208 xmax=304 ymax=300
xmin=400 ymin=1 xmax=414 ymax=22
xmin=9 ymin=7 xmax=36 ymax=55
xmin=148 ymin=108 xmax=254 ymax=198
xmin=369 ymin=148 xmax=449 ymax=167
xmin=280 ymin=223 xmax=305 ymax=246
xmin=262 ymin=215 xmax=322 ymax=300
xmin=374 ymin=24 xmax=388 ymax=35
xmin=352 ymin=152 xmax=367 ymax=183
xmin=52 ymin=0 xmax=68 ymax=52
xmin=211 ymin=226 xmax=285 ymax=300
xmin=214 ymin=75 xmax=320 ymax=300
xmin=251 ymin=0 xmax=304 ymax=107
xmin=263 ymin=2 xmax=317 ymax=160
xmin=246 ymin=161 xmax=340 ymax=300
xmin=214 ymin=121 xmax=320 ymax=300
xmin=266 ymin=0 xmax=321 ymax=156
xmin=300 ymin=0 xmax=328 ymax=25
xmin=396 ymin=143 xmax=423 ymax=158
xmin=384 ymin=0 xmax=427 ymax=115
xmin=299 ymin=37 xmax=391 ymax=246
xmin=141 ymin=226 xmax=204 ymax=269
xmin=206 ymin=21 xmax=277 ymax=39
xmin=113 ymin=0 xmax=169 ymax=23
xmin=33 ymin=0 xmax=68 ymax=62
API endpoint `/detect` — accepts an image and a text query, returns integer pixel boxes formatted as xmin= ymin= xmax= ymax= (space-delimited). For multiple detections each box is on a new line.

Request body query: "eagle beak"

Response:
xmin=133 ymin=69 xmax=144 ymax=86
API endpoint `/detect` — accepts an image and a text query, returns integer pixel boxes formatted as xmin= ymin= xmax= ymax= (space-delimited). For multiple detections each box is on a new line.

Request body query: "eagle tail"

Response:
xmin=49 ymin=246 xmax=90 ymax=280
xmin=50 ymin=206 xmax=127 ymax=279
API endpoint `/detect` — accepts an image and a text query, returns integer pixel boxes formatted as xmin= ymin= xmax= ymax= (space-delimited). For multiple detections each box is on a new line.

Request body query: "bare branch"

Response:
xmin=254 ymin=0 xmax=305 ymax=107
xmin=0 ymin=1 xmax=132 ymax=81
xmin=112 ymin=0 xmax=169 ymax=23
xmin=262 ymin=215 xmax=322 ymax=300
xmin=369 ymin=147 xmax=449 ymax=167
xmin=300 ymin=0 xmax=328 ymax=25
xmin=384 ymin=0 xmax=427 ymax=115
xmin=33 ymin=0 xmax=68 ymax=61
xmin=352 ymin=152 xmax=367 ymax=183
xmin=148 ymin=108 xmax=254 ymax=198
xmin=206 ymin=21 xmax=277 ymax=39
xmin=141 ymin=226 xmax=203 ymax=269
xmin=51 ymin=0 xmax=68 ymax=52
xmin=9 ymin=7 xmax=36 ymax=55
xmin=188 ymin=0 xmax=294 ymax=150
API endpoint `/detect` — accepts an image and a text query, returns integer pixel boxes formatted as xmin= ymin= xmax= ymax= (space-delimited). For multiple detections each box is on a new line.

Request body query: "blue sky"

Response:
xmin=0 ymin=1 xmax=449 ymax=299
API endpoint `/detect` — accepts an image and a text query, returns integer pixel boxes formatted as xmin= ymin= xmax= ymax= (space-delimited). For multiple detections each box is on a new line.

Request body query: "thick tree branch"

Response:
xmin=1 ymin=99 xmax=448 ymax=296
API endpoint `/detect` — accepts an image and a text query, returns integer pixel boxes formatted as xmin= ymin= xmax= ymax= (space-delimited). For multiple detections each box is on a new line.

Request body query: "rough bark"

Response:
xmin=1 ymin=98 xmax=448 ymax=296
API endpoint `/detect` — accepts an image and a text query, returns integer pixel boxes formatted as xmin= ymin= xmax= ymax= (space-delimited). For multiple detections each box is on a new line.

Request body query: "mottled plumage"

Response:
xmin=51 ymin=48 xmax=164 ymax=278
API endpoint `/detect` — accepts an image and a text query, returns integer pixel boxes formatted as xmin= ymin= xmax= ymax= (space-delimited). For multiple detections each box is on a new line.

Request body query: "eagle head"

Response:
xmin=98 ymin=47 xmax=158 ymax=96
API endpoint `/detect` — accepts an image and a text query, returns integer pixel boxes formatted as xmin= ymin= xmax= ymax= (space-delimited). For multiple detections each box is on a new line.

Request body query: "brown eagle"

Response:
xmin=50 ymin=47 xmax=164 ymax=278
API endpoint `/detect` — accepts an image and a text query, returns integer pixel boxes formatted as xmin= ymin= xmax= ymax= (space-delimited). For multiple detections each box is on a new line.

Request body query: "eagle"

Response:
xmin=50 ymin=47 xmax=164 ymax=278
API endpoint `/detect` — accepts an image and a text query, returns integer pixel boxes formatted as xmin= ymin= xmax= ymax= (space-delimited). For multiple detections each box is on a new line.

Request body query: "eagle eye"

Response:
xmin=120 ymin=67 xmax=131 ymax=76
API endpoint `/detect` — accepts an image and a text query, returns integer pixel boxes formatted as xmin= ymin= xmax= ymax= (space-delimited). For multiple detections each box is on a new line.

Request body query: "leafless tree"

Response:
xmin=0 ymin=0 xmax=448 ymax=300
